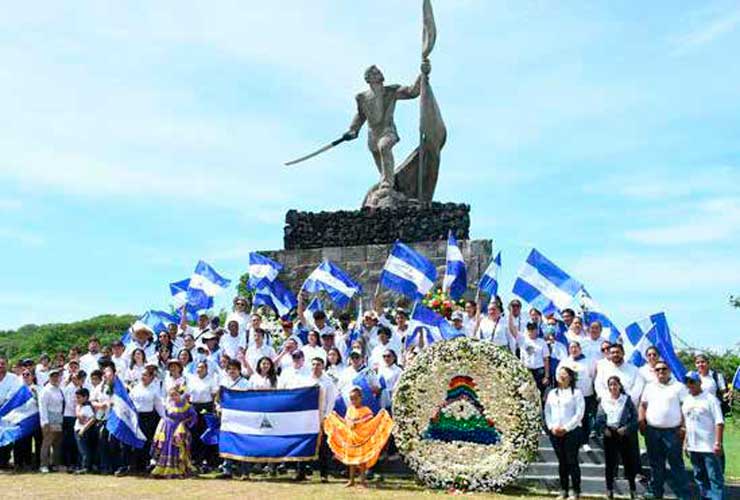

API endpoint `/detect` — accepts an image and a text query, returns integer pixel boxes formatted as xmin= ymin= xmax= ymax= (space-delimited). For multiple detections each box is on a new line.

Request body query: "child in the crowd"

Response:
xmin=73 ymin=388 xmax=95 ymax=474
xmin=323 ymin=386 xmax=393 ymax=488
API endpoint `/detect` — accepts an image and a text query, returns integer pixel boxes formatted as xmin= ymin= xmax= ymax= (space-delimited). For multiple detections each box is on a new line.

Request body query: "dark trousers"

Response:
xmin=96 ymin=422 xmax=115 ymax=473
xmin=645 ymin=426 xmax=690 ymax=500
xmin=549 ymin=429 xmax=581 ymax=494
xmin=0 ymin=444 xmax=11 ymax=467
xmin=689 ymin=451 xmax=725 ymax=500
xmin=131 ymin=411 xmax=159 ymax=472
xmin=62 ymin=416 xmax=78 ymax=468
xmin=12 ymin=428 xmax=41 ymax=470
xmin=192 ymin=402 xmax=217 ymax=467
xmin=529 ymin=367 xmax=548 ymax=403
xmin=581 ymin=395 xmax=597 ymax=445
xmin=316 ymin=433 xmax=331 ymax=478
xmin=75 ymin=429 xmax=93 ymax=471
xmin=603 ymin=429 xmax=639 ymax=492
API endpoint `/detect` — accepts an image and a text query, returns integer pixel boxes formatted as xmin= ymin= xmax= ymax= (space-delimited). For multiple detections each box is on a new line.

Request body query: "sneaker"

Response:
xmin=40 ymin=466 xmax=50 ymax=474
xmin=581 ymin=444 xmax=593 ymax=452
xmin=75 ymin=469 xmax=89 ymax=475
xmin=568 ymin=494 xmax=580 ymax=500
xmin=557 ymin=492 xmax=568 ymax=500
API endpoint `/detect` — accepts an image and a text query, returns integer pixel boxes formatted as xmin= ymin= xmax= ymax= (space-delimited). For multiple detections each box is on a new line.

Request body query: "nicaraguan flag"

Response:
xmin=187 ymin=261 xmax=231 ymax=312
xmin=512 ymin=249 xmax=582 ymax=315
xmin=478 ymin=251 xmax=501 ymax=297
xmin=248 ymin=252 xmax=283 ymax=290
xmin=380 ymin=242 xmax=437 ymax=300
xmin=576 ymin=287 xmax=621 ymax=342
xmin=107 ymin=377 xmax=147 ymax=449
xmin=302 ymin=261 xmax=362 ymax=309
xmin=733 ymin=366 xmax=740 ymax=390
xmin=253 ymin=279 xmax=297 ymax=318
xmin=123 ymin=309 xmax=179 ymax=345
xmin=334 ymin=368 xmax=382 ymax=417
xmin=442 ymin=232 xmax=467 ymax=300
xmin=623 ymin=313 xmax=686 ymax=382
xmin=405 ymin=302 xmax=465 ymax=348
xmin=0 ymin=385 xmax=40 ymax=447
xmin=219 ymin=386 xmax=321 ymax=462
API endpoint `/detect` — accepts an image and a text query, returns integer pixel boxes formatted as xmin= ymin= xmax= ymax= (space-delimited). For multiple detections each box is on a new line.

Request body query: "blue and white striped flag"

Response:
xmin=576 ymin=287 xmax=621 ymax=342
xmin=302 ymin=261 xmax=362 ymax=309
xmin=334 ymin=368 xmax=382 ymax=417
xmin=405 ymin=302 xmax=465 ymax=348
xmin=219 ymin=386 xmax=321 ymax=462
xmin=512 ymin=249 xmax=582 ymax=315
xmin=170 ymin=278 xmax=211 ymax=319
xmin=248 ymin=252 xmax=283 ymax=290
xmin=623 ymin=313 xmax=686 ymax=382
xmin=122 ymin=310 xmax=179 ymax=345
xmin=380 ymin=242 xmax=437 ymax=300
xmin=443 ymin=232 xmax=467 ymax=300
xmin=186 ymin=261 xmax=231 ymax=312
xmin=0 ymin=385 xmax=40 ymax=447
xmin=733 ymin=366 xmax=740 ymax=390
xmin=478 ymin=251 xmax=501 ymax=297
xmin=253 ymin=279 xmax=297 ymax=318
xmin=107 ymin=376 xmax=146 ymax=449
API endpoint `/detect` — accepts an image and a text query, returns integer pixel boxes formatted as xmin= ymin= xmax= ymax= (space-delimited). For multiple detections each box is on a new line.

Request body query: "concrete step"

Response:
xmin=526 ymin=462 xmax=610 ymax=478
xmin=536 ymin=446 xmax=606 ymax=464
xmin=517 ymin=475 xmax=668 ymax=498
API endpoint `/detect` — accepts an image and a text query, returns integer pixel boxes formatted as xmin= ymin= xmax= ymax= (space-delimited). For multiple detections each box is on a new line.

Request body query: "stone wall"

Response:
xmin=283 ymin=202 xmax=470 ymax=250
xmin=262 ymin=238 xmax=492 ymax=309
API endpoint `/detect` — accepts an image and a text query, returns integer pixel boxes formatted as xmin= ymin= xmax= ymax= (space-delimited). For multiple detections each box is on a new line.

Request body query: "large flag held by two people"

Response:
xmin=0 ymin=385 xmax=40 ymax=447
xmin=218 ymin=386 xmax=321 ymax=462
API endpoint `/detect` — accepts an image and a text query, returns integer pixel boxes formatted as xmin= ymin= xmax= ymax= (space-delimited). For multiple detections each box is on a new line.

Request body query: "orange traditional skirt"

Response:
xmin=323 ymin=405 xmax=393 ymax=468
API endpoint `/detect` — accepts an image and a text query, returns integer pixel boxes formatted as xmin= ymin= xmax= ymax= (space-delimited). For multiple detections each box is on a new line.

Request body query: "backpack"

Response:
xmin=711 ymin=371 xmax=731 ymax=416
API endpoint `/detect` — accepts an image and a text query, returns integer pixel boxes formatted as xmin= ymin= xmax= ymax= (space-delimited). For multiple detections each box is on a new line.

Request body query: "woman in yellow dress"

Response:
xmin=323 ymin=386 xmax=394 ymax=487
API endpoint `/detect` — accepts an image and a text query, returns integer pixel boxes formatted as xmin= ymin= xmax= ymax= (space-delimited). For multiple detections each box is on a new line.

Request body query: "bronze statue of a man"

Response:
xmin=343 ymin=62 xmax=431 ymax=188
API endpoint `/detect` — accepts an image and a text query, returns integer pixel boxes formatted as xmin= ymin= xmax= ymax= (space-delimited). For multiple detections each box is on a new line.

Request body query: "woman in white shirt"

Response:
xmin=638 ymin=346 xmax=667 ymax=385
xmin=557 ymin=341 xmax=596 ymax=449
xmin=325 ymin=348 xmax=345 ymax=386
xmin=475 ymin=302 xmax=513 ymax=351
xmin=248 ymin=357 xmax=278 ymax=390
xmin=593 ymin=376 xmax=639 ymax=500
xmin=377 ymin=349 xmax=402 ymax=411
xmin=163 ymin=359 xmax=187 ymax=397
xmin=517 ymin=322 xmax=550 ymax=402
xmin=544 ymin=367 xmax=585 ymax=500
xmin=129 ymin=369 xmax=164 ymax=473
xmin=187 ymin=361 xmax=219 ymax=473
xmin=125 ymin=348 xmax=148 ymax=388
xmin=62 ymin=370 xmax=86 ymax=471
xmin=13 ymin=368 xmax=41 ymax=471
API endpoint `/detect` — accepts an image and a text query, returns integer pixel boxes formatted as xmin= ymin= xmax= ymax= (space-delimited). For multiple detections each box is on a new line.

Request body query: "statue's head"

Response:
xmin=364 ymin=65 xmax=385 ymax=84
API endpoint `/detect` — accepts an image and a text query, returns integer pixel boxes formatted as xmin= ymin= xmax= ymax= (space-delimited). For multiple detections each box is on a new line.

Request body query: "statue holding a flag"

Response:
xmin=285 ymin=0 xmax=446 ymax=209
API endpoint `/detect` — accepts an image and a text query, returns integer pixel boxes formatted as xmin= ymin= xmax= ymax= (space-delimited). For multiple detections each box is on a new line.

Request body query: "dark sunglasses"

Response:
xmin=655 ymin=367 xmax=668 ymax=372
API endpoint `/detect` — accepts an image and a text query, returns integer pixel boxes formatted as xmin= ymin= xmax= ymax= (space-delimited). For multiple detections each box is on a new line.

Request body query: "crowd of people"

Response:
xmin=0 ymin=293 xmax=733 ymax=499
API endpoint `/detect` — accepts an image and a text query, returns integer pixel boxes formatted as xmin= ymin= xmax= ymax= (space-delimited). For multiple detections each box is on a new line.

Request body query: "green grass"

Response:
xmin=0 ymin=474 xmax=545 ymax=500
xmin=724 ymin=415 xmax=739 ymax=481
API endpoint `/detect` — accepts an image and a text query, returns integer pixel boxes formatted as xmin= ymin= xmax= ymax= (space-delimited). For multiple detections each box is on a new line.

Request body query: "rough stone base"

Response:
xmin=263 ymin=238 xmax=492 ymax=309
xmin=283 ymin=202 xmax=470 ymax=250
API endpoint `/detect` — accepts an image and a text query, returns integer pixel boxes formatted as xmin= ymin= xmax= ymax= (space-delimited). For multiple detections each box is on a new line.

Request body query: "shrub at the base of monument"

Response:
xmin=392 ymin=337 xmax=541 ymax=492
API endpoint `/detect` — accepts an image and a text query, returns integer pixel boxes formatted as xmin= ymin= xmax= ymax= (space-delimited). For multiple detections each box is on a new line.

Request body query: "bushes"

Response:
xmin=0 ymin=314 xmax=136 ymax=363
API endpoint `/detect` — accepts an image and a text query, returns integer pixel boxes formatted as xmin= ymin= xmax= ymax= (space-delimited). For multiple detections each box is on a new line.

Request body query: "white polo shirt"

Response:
xmin=517 ymin=335 xmax=549 ymax=369
xmin=641 ymin=380 xmax=687 ymax=428
xmin=682 ymin=391 xmax=724 ymax=453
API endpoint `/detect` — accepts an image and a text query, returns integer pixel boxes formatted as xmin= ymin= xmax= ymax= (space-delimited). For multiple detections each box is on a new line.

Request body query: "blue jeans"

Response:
xmin=689 ymin=452 xmax=725 ymax=500
xmin=645 ymin=426 xmax=690 ymax=499
xmin=75 ymin=431 xmax=93 ymax=471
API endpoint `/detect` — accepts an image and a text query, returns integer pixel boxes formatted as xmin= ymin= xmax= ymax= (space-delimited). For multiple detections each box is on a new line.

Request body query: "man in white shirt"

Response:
xmin=694 ymin=354 xmax=729 ymax=404
xmin=296 ymin=357 xmax=338 ymax=482
xmin=110 ymin=341 xmax=128 ymax=377
xmin=682 ymin=371 xmax=725 ymax=500
xmin=506 ymin=299 xmax=527 ymax=340
xmin=79 ymin=337 xmax=102 ymax=376
xmin=38 ymin=369 xmax=65 ymax=472
xmin=369 ymin=327 xmax=394 ymax=370
xmin=462 ymin=301 xmax=477 ymax=337
xmin=517 ymin=322 xmax=550 ymax=400
xmin=392 ymin=309 xmax=412 ymax=347
xmin=220 ymin=319 xmax=246 ymax=360
xmin=35 ymin=353 xmax=52 ymax=387
xmin=278 ymin=351 xmax=311 ymax=389
xmin=594 ymin=344 xmax=644 ymax=404
xmin=219 ymin=359 xmax=249 ymax=390
xmin=638 ymin=361 xmax=690 ymax=500
xmin=580 ymin=321 xmax=606 ymax=365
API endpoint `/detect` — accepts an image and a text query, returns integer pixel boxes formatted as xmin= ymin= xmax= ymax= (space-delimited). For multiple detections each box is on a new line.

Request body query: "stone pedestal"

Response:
xmin=262 ymin=238 xmax=492 ymax=308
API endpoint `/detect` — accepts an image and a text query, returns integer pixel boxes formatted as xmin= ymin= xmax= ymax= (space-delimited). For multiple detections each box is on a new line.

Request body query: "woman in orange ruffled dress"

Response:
xmin=323 ymin=386 xmax=394 ymax=488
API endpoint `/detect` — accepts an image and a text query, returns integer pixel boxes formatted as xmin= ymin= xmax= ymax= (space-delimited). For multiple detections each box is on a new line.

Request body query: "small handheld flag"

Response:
xmin=248 ymin=253 xmax=283 ymax=290
xmin=442 ymin=232 xmax=467 ymax=300
xmin=478 ymin=251 xmax=501 ymax=297
xmin=302 ymin=261 xmax=362 ymax=309
xmin=380 ymin=242 xmax=437 ymax=300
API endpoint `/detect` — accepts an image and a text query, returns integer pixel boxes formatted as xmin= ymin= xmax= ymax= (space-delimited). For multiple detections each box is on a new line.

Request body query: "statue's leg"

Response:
xmin=377 ymin=135 xmax=397 ymax=187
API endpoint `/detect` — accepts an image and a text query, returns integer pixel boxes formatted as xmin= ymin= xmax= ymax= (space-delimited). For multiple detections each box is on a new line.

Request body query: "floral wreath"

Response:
xmin=392 ymin=337 xmax=541 ymax=492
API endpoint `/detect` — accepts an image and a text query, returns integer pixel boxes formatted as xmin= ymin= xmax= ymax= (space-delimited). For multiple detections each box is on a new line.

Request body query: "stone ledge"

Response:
xmin=283 ymin=202 xmax=470 ymax=250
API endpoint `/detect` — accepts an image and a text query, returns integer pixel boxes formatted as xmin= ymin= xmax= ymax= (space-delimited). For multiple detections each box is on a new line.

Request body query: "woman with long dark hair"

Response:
xmin=128 ymin=368 xmax=164 ymax=474
xmin=544 ymin=366 xmax=585 ymax=500
xmin=594 ymin=375 xmax=639 ymax=500
xmin=125 ymin=348 xmax=147 ymax=388
xmin=248 ymin=357 xmax=278 ymax=389
xmin=187 ymin=360 xmax=219 ymax=473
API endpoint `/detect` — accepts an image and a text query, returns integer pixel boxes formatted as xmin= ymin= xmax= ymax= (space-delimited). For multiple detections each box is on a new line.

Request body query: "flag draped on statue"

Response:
xmin=512 ymin=249 xmax=582 ymax=315
xmin=0 ymin=385 xmax=40 ymax=447
xmin=219 ymin=386 xmax=321 ymax=462
xmin=380 ymin=242 xmax=437 ymax=300
xmin=302 ymin=261 xmax=362 ymax=309
xmin=442 ymin=232 xmax=466 ymax=300
xmin=622 ymin=313 xmax=686 ymax=382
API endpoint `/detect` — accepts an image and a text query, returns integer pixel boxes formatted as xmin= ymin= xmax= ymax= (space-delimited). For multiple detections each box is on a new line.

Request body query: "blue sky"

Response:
xmin=1 ymin=1 xmax=738 ymax=349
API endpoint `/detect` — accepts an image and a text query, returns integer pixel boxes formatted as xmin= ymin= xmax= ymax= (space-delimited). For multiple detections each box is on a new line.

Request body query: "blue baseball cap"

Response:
xmin=684 ymin=371 xmax=701 ymax=383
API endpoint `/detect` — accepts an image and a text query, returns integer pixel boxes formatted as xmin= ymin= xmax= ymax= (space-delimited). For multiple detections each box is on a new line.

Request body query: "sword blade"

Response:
xmin=284 ymin=137 xmax=346 ymax=166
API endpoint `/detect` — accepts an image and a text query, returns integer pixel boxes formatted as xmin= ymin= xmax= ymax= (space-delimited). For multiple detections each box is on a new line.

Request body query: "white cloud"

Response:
xmin=624 ymin=197 xmax=740 ymax=245
xmin=672 ymin=7 xmax=740 ymax=54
